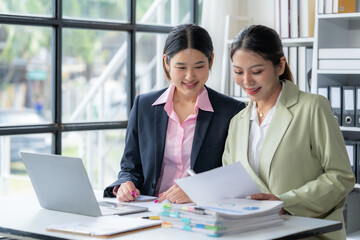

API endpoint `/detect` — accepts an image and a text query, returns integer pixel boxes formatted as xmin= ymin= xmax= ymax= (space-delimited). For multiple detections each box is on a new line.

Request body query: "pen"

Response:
xmin=138 ymin=216 xmax=160 ymax=220
xmin=187 ymin=169 xmax=196 ymax=176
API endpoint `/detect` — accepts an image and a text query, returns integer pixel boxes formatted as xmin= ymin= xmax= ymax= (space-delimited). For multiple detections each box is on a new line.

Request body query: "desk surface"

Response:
xmin=0 ymin=193 xmax=341 ymax=240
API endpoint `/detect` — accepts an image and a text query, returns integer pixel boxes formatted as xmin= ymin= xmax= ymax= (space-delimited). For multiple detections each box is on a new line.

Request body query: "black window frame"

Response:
xmin=0 ymin=0 xmax=199 ymax=154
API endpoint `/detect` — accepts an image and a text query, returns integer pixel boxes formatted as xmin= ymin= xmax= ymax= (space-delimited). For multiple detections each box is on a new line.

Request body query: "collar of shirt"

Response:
xmin=250 ymin=82 xmax=284 ymax=127
xmin=152 ymin=84 xmax=214 ymax=116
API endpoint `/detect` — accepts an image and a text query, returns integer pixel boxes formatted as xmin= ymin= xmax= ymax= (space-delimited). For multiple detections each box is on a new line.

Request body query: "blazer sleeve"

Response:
xmin=103 ymin=95 xmax=145 ymax=197
xmin=277 ymin=96 xmax=355 ymax=217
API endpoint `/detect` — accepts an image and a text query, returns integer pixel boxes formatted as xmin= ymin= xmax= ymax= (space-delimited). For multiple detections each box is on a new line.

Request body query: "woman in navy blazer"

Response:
xmin=104 ymin=24 xmax=245 ymax=203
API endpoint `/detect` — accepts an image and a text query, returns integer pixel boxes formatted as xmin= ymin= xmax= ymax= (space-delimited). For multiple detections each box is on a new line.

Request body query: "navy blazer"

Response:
xmin=104 ymin=86 xmax=245 ymax=197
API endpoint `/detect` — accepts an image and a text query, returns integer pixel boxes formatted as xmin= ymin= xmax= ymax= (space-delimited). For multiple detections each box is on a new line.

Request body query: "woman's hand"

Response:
xmin=249 ymin=193 xmax=287 ymax=215
xmin=156 ymin=185 xmax=192 ymax=204
xmin=115 ymin=181 xmax=140 ymax=202
xmin=249 ymin=193 xmax=280 ymax=201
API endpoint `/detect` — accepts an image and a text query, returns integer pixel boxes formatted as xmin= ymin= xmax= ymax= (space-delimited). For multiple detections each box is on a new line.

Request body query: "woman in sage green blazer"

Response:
xmin=223 ymin=25 xmax=355 ymax=240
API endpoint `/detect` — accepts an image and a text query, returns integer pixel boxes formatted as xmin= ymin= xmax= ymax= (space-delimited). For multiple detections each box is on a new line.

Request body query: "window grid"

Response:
xmin=0 ymin=0 xmax=199 ymax=155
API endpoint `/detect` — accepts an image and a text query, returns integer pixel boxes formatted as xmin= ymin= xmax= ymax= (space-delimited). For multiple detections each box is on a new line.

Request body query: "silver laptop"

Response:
xmin=20 ymin=152 xmax=148 ymax=217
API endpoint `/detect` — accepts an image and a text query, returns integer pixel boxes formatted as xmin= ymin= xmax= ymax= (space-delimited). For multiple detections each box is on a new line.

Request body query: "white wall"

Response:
xmin=200 ymin=0 xmax=248 ymax=91
xmin=200 ymin=0 xmax=276 ymax=92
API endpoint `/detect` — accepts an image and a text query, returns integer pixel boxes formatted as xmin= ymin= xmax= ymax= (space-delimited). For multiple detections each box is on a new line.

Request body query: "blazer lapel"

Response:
xmin=238 ymin=103 xmax=271 ymax=193
xmin=237 ymin=104 xmax=251 ymax=169
xmin=190 ymin=110 xmax=213 ymax=168
xmin=154 ymin=105 xmax=168 ymax=180
xmin=258 ymin=81 xmax=298 ymax=183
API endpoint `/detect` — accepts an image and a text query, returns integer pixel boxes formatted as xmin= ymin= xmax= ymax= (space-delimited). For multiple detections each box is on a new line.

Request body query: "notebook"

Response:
xmin=47 ymin=215 xmax=161 ymax=237
xmin=20 ymin=152 xmax=148 ymax=217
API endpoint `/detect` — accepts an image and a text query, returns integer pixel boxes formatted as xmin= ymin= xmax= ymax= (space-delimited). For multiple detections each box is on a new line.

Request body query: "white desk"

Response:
xmin=0 ymin=193 xmax=341 ymax=240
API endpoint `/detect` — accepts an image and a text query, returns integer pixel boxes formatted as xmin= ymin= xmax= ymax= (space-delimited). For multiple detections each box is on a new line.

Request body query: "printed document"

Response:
xmin=175 ymin=162 xmax=261 ymax=205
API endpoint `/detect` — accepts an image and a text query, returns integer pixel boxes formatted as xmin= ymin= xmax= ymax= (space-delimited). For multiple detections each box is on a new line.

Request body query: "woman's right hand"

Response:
xmin=115 ymin=181 xmax=140 ymax=202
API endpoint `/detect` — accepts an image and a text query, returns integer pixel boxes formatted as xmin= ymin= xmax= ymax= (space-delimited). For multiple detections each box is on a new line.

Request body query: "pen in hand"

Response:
xmin=138 ymin=216 xmax=160 ymax=220
xmin=187 ymin=169 xmax=196 ymax=176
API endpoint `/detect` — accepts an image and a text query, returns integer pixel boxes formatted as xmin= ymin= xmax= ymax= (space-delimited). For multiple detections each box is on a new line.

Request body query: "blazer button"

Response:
xmin=152 ymin=183 xmax=156 ymax=188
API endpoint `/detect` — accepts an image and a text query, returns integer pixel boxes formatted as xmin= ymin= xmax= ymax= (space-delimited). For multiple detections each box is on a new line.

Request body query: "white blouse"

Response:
xmin=248 ymin=84 xmax=284 ymax=175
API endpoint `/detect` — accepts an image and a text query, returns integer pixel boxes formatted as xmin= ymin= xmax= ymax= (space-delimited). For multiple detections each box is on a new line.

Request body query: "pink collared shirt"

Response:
xmin=152 ymin=84 xmax=214 ymax=195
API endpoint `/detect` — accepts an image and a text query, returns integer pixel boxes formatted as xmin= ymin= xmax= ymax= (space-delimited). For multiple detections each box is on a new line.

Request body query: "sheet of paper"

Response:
xmin=175 ymin=162 xmax=261 ymax=205
xmin=201 ymin=198 xmax=283 ymax=217
xmin=102 ymin=195 xmax=194 ymax=212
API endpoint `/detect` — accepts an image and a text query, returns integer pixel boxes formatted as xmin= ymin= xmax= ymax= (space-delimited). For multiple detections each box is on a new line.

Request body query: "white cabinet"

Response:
xmin=311 ymin=2 xmax=360 ymax=238
xmin=275 ymin=0 xmax=360 ymax=237
xmin=312 ymin=12 xmax=360 ymax=134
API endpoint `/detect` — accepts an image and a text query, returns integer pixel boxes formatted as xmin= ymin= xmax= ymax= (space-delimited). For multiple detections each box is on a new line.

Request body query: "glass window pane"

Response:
xmin=62 ymin=29 xmax=128 ymax=123
xmin=61 ymin=129 xmax=126 ymax=191
xmin=0 ymin=24 xmax=52 ymax=126
xmin=137 ymin=0 xmax=191 ymax=25
xmin=198 ymin=0 xmax=203 ymax=25
xmin=0 ymin=133 xmax=52 ymax=196
xmin=136 ymin=32 xmax=169 ymax=95
xmin=63 ymin=0 xmax=127 ymax=22
xmin=0 ymin=0 xmax=52 ymax=16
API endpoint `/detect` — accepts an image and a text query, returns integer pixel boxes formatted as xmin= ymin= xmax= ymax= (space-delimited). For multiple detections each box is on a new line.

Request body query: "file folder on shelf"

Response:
xmin=342 ymin=86 xmax=355 ymax=127
xmin=338 ymin=0 xmax=356 ymax=13
xmin=345 ymin=141 xmax=356 ymax=175
xmin=318 ymin=87 xmax=329 ymax=100
xmin=357 ymin=143 xmax=360 ymax=184
xmin=356 ymin=86 xmax=360 ymax=127
xmin=329 ymin=86 xmax=342 ymax=125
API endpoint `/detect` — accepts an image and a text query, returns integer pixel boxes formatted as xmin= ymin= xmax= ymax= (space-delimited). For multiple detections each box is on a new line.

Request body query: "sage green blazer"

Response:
xmin=222 ymin=81 xmax=355 ymax=240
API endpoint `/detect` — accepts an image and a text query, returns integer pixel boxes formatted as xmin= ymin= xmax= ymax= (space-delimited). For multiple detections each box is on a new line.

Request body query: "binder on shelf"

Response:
xmin=357 ymin=143 xmax=360 ymax=184
xmin=333 ymin=0 xmax=339 ymax=13
xmin=297 ymin=46 xmax=306 ymax=91
xmin=318 ymin=86 xmax=329 ymax=99
xmin=338 ymin=0 xmax=356 ymax=13
xmin=299 ymin=0 xmax=315 ymax=37
xmin=290 ymin=0 xmax=299 ymax=38
xmin=275 ymin=0 xmax=281 ymax=35
xmin=356 ymin=86 xmax=360 ymax=127
xmin=289 ymin=47 xmax=298 ymax=85
xmin=280 ymin=0 xmax=290 ymax=38
xmin=324 ymin=0 xmax=333 ymax=14
xmin=329 ymin=86 xmax=342 ymax=125
xmin=342 ymin=86 xmax=355 ymax=127
xmin=318 ymin=59 xmax=360 ymax=70
xmin=318 ymin=0 xmax=324 ymax=14
xmin=305 ymin=47 xmax=313 ymax=92
xmin=345 ymin=141 xmax=356 ymax=175
xmin=318 ymin=48 xmax=360 ymax=59
xmin=283 ymin=47 xmax=289 ymax=61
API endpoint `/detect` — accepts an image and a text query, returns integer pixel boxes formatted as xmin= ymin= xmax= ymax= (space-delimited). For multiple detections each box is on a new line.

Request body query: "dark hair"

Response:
xmin=230 ymin=25 xmax=293 ymax=82
xmin=163 ymin=24 xmax=214 ymax=79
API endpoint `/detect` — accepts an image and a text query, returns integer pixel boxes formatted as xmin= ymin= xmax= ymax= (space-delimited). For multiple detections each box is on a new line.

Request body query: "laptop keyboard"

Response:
xmin=98 ymin=201 xmax=147 ymax=215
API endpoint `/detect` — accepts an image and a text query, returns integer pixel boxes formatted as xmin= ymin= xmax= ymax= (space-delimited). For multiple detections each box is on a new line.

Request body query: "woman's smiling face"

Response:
xmin=164 ymin=48 xmax=212 ymax=101
xmin=231 ymin=49 xmax=284 ymax=104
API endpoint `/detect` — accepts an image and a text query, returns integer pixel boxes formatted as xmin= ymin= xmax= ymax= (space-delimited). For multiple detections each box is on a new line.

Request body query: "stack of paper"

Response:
xmin=160 ymin=198 xmax=283 ymax=237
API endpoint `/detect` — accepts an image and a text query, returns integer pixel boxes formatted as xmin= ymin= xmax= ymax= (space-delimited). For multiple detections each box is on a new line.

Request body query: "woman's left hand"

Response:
xmin=250 ymin=193 xmax=288 ymax=215
xmin=156 ymin=185 xmax=192 ymax=204
xmin=249 ymin=193 xmax=280 ymax=201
